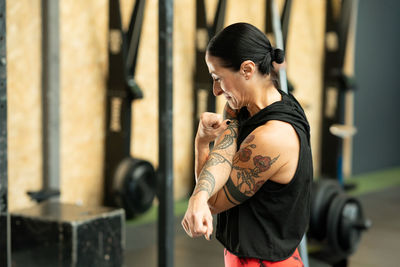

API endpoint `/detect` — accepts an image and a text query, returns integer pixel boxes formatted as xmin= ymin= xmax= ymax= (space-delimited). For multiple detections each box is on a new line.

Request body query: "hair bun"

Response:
xmin=272 ymin=48 xmax=285 ymax=64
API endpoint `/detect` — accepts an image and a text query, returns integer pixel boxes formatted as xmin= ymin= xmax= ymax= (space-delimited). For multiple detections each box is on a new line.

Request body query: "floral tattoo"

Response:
xmin=223 ymin=134 xmax=280 ymax=203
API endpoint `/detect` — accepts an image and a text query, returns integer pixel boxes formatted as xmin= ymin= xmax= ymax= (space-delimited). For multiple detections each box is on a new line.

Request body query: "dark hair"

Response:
xmin=207 ymin=22 xmax=284 ymax=89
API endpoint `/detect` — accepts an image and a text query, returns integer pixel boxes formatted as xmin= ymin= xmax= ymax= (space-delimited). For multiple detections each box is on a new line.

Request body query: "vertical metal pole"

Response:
xmin=271 ymin=2 xmax=309 ymax=266
xmin=158 ymin=0 xmax=174 ymax=267
xmin=0 ymin=0 xmax=10 ymax=265
xmin=281 ymin=0 xmax=293 ymax=49
xmin=270 ymin=0 xmax=288 ymax=93
xmin=299 ymin=234 xmax=310 ymax=267
xmin=42 ymin=0 xmax=60 ymax=192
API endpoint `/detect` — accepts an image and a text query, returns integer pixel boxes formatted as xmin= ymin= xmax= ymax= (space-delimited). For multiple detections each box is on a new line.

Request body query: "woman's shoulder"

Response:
xmin=247 ymin=120 xmax=299 ymax=152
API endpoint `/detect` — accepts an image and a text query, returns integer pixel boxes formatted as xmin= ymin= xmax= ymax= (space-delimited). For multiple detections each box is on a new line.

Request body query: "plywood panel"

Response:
xmin=286 ymin=0 xmax=325 ymax=176
xmin=172 ymin=0 xmax=196 ymax=199
xmin=8 ymin=0 xmax=43 ymax=210
xmin=130 ymin=0 xmax=159 ymax=174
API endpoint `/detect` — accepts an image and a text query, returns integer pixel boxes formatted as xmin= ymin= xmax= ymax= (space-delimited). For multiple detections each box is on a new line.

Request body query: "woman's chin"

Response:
xmin=227 ymin=100 xmax=237 ymax=109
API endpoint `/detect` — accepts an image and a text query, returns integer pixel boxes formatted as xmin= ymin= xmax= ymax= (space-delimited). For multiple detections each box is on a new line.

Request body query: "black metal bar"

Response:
xmin=41 ymin=0 xmax=60 ymax=193
xmin=320 ymin=0 xmax=356 ymax=179
xmin=158 ymin=0 xmax=174 ymax=266
xmin=320 ymin=0 xmax=340 ymax=178
xmin=104 ymin=0 xmax=132 ymax=206
xmin=337 ymin=0 xmax=352 ymax=69
xmin=194 ymin=0 xmax=227 ymax=130
xmin=211 ymin=0 xmax=227 ymax=36
xmin=108 ymin=0 xmax=127 ymax=89
xmin=281 ymin=0 xmax=293 ymax=49
xmin=0 ymin=0 xmax=10 ymax=265
xmin=194 ymin=0 xmax=210 ymax=85
xmin=265 ymin=0 xmax=273 ymax=34
xmin=207 ymin=0 xmax=226 ymax=113
xmin=125 ymin=0 xmax=146 ymax=77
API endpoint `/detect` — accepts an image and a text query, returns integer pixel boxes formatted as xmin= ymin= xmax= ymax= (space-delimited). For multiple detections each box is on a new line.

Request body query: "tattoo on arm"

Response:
xmin=193 ymin=170 xmax=216 ymax=197
xmin=226 ymin=178 xmax=250 ymax=203
xmin=213 ymin=121 xmax=239 ymax=150
xmin=225 ymin=136 xmax=280 ymax=203
xmin=192 ymin=121 xmax=238 ymax=198
xmin=222 ymin=185 xmax=239 ymax=205
xmin=204 ymin=152 xmax=232 ymax=169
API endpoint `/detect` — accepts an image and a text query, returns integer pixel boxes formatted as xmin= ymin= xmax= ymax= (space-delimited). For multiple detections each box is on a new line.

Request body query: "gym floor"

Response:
xmin=124 ymin=168 xmax=400 ymax=267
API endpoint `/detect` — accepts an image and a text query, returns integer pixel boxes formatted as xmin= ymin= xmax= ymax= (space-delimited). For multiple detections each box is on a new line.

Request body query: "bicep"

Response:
xmin=209 ymin=133 xmax=283 ymax=214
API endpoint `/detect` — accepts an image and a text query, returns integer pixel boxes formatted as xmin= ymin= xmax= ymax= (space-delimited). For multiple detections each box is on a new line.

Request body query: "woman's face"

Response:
xmin=205 ymin=53 xmax=248 ymax=110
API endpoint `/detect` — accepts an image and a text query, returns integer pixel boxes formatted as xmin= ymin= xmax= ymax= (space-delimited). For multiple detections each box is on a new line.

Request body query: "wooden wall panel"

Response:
xmin=59 ymin=0 xmax=107 ymax=206
xmin=286 ymin=0 xmax=325 ymax=175
xmin=172 ymin=0 xmax=196 ymax=199
xmin=8 ymin=0 xmax=43 ymax=210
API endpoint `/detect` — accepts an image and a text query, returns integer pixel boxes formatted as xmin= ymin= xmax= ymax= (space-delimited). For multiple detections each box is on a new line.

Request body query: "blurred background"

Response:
xmin=1 ymin=0 xmax=399 ymax=266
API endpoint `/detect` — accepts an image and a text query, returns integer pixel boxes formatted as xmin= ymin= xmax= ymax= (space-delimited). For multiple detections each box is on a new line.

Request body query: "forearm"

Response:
xmin=194 ymin=138 xmax=210 ymax=183
xmin=192 ymin=120 xmax=238 ymax=200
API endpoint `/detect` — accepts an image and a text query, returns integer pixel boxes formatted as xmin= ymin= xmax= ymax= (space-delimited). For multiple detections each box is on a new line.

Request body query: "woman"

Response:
xmin=182 ymin=22 xmax=313 ymax=267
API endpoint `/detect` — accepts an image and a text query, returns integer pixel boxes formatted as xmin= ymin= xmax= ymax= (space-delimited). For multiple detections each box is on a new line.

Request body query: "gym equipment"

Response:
xmin=10 ymin=202 xmax=124 ymax=267
xmin=194 ymin=0 xmax=227 ymax=133
xmin=113 ymin=157 xmax=156 ymax=219
xmin=265 ymin=0 xmax=292 ymax=93
xmin=158 ymin=0 xmax=174 ymax=266
xmin=327 ymin=193 xmax=370 ymax=257
xmin=309 ymin=179 xmax=370 ymax=266
xmin=0 ymin=0 xmax=9 ymax=266
xmin=320 ymin=0 xmax=358 ymax=182
xmin=104 ymin=0 xmax=157 ymax=219
xmin=28 ymin=0 xmax=61 ymax=203
xmin=309 ymin=179 xmax=342 ymax=240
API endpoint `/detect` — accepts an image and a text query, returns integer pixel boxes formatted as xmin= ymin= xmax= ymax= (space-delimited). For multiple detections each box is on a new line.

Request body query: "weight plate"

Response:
xmin=327 ymin=193 xmax=348 ymax=258
xmin=113 ymin=157 xmax=157 ymax=219
xmin=310 ymin=179 xmax=343 ymax=240
xmin=338 ymin=198 xmax=364 ymax=254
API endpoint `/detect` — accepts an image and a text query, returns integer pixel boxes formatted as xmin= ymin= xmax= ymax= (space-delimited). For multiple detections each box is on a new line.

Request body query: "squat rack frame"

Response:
xmin=0 ymin=0 xmax=9 ymax=265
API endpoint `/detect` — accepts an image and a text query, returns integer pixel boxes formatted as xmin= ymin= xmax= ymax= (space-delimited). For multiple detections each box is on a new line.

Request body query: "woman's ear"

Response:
xmin=240 ymin=60 xmax=256 ymax=80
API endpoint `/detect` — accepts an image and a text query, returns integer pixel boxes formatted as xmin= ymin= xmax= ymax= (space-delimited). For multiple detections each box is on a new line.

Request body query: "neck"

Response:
xmin=246 ymin=85 xmax=281 ymax=117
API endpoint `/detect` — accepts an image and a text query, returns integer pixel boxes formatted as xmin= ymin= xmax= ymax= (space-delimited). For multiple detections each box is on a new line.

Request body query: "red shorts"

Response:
xmin=224 ymin=248 xmax=303 ymax=267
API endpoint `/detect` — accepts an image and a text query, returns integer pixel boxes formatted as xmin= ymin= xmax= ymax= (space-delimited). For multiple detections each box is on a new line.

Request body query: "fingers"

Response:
xmin=197 ymin=113 xmax=226 ymax=143
xmin=193 ymin=213 xmax=208 ymax=237
xmin=181 ymin=205 xmax=213 ymax=240
xmin=181 ymin=218 xmax=191 ymax=237
xmin=203 ymin=215 xmax=214 ymax=241
xmin=200 ymin=112 xmax=223 ymax=129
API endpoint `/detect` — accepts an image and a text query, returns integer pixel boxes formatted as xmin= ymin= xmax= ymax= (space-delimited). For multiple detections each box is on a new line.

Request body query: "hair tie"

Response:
xmin=270 ymin=48 xmax=275 ymax=61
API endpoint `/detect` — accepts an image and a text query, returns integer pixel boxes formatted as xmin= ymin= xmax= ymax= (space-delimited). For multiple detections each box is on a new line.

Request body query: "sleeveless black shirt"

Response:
xmin=216 ymin=90 xmax=313 ymax=261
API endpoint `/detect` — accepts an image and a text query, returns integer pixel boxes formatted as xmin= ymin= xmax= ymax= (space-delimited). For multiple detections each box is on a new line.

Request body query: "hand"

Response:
xmin=196 ymin=112 xmax=231 ymax=145
xmin=181 ymin=193 xmax=213 ymax=240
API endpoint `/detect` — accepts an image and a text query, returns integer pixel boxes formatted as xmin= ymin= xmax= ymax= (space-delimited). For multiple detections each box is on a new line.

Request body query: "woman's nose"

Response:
xmin=213 ymin=82 xmax=223 ymax=96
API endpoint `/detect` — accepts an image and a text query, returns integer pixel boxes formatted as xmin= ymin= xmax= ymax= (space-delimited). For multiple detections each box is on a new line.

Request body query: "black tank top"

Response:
xmin=216 ymin=90 xmax=313 ymax=261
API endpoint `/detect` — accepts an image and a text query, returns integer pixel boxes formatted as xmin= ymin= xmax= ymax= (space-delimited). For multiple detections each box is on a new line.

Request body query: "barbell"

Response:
xmin=112 ymin=157 xmax=157 ymax=219
xmin=309 ymin=179 xmax=371 ymax=258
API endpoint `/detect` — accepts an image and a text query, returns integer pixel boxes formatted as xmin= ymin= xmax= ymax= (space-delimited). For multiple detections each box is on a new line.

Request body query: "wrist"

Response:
xmin=190 ymin=190 xmax=209 ymax=202
xmin=195 ymin=137 xmax=210 ymax=151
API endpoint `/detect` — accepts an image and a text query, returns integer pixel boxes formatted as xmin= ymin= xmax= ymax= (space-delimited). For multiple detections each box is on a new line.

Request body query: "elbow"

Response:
xmin=207 ymin=195 xmax=219 ymax=215
xmin=208 ymin=202 xmax=220 ymax=215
